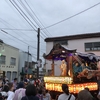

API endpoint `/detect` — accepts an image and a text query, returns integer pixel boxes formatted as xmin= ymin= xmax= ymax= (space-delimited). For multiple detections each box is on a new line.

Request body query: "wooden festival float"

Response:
xmin=43 ymin=43 xmax=99 ymax=94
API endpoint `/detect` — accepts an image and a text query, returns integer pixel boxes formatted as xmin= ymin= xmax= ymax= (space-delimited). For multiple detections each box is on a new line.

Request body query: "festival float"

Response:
xmin=44 ymin=43 xmax=100 ymax=94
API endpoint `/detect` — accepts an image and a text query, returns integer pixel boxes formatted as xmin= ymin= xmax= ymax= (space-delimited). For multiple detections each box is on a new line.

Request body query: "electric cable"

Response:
xmin=41 ymin=2 xmax=100 ymax=30
xmin=24 ymin=0 xmax=52 ymax=37
xmin=9 ymin=0 xmax=37 ymax=31
xmin=17 ymin=0 xmax=48 ymax=38
xmin=1 ymin=30 xmax=37 ymax=49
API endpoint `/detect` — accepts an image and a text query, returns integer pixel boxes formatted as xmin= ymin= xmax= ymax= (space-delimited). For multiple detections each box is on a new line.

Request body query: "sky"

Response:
xmin=0 ymin=0 xmax=100 ymax=61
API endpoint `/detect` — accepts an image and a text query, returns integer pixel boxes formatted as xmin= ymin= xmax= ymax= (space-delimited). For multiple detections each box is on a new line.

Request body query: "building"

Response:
xmin=44 ymin=33 xmax=100 ymax=75
xmin=18 ymin=51 xmax=36 ymax=80
xmin=0 ymin=41 xmax=19 ymax=81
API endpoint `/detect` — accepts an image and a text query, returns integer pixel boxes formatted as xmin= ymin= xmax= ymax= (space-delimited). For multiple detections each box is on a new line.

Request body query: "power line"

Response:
xmin=0 ymin=20 xmax=36 ymax=42
xmin=17 ymin=0 xmax=48 ymax=38
xmin=9 ymin=0 xmax=37 ymax=31
xmin=0 ymin=18 xmax=39 ymax=43
xmin=41 ymin=2 xmax=100 ymax=30
xmin=1 ymin=29 xmax=45 ymax=52
xmin=0 ymin=28 xmax=43 ymax=41
xmin=0 ymin=28 xmax=35 ymax=31
xmin=0 ymin=19 xmax=34 ymax=41
xmin=23 ymin=0 xmax=52 ymax=37
xmin=9 ymin=0 xmax=47 ymax=40
xmin=0 ymin=31 xmax=42 ymax=60
xmin=1 ymin=30 xmax=37 ymax=49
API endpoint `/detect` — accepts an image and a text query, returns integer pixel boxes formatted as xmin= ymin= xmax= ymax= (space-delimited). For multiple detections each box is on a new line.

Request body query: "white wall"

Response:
xmin=68 ymin=37 xmax=100 ymax=55
xmin=45 ymin=42 xmax=54 ymax=73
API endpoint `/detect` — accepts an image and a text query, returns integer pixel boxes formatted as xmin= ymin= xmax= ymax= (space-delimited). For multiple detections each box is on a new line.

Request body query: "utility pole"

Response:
xmin=37 ymin=28 xmax=40 ymax=78
xmin=27 ymin=46 xmax=29 ymax=69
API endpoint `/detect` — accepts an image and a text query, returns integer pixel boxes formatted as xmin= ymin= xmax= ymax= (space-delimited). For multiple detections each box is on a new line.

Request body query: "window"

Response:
xmin=85 ymin=42 xmax=100 ymax=51
xmin=54 ymin=40 xmax=68 ymax=45
xmin=12 ymin=72 xmax=17 ymax=80
xmin=10 ymin=57 xmax=16 ymax=65
xmin=0 ymin=55 xmax=6 ymax=64
xmin=7 ymin=71 xmax=11 ymax=81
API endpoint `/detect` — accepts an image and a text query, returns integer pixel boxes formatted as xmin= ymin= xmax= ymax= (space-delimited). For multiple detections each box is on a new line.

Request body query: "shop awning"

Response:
xmin=20 ymin=67 xmax=33 ymax=75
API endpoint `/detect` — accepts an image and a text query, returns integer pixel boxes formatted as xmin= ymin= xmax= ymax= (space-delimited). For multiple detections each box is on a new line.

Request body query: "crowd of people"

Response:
xmin=0 ymin=76 xmax=100 ymax=100
xmin=0 ymin=76 xmax=51 ymax=100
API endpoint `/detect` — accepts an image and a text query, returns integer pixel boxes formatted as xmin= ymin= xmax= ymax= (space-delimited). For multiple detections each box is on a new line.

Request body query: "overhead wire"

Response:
xmin=10 ymin=0 xmax=46 ymax=40
xmin=17 ymin=0 xmax=47 ymax=38
xmin=0 ymin=32 xmax=32 ymax=52
xmin=1 ymin=1 xmax=46 ymax=58
xmin=0 ymin=28 xmax=35 ymax=31
xmin=9 ymin=0 xmax=45 ymax=43
xmin=9 ymin=0 xmax=37 ymax=31
xmin=0 ymin=18 xmax=37 ymax=43
xmin=8 ymin=0 xmax=46 ymax=53
xmin=1 ymin=30 xmax=37 ymax=49
xmin=24 ymin=0 xmax=52 ymax=37
xmin=41 ymin=1 xmax=100 ymax=30
xmin=0 ymin=30 xmax=45 ymax=52
xmin=0 ymin=18 xmax=46 ymax=45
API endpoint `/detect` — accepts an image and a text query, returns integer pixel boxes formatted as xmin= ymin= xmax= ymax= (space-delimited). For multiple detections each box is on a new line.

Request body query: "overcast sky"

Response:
xmin=0 ymin=0 xmax=100 ymax=61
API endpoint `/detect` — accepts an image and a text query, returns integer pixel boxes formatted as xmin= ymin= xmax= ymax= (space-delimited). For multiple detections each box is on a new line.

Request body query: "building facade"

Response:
xmin=18 ymin=51 xmax=34 ymax=80
xmin=45 ymin=33 xmax=100 ymax=76
xmin=0 ymin=43 xmax=19 ymax=81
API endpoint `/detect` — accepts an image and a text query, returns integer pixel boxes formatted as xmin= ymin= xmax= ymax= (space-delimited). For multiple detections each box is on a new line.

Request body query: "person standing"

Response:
xmin=7 ymin=82 xmax=15 ymax=100
xmin=0 ymin=78 xmax=3 ymax=92
xmin=43 ymin=90 xmax=51 ymax=100
xmin=76 ymin=88 xmax=94 ymax=100
xmin=37 ymin=89 xmax=43 ymax=100
xmin=12 ymin=78 xmax=17 ymax=91
xmin=21 ymin=84 xmax=39 ymax=100
xmin=0 ymin=85 xmax=9 ymax=99
xmin=58 ymin=84 xmax=75 ymax=100
xmin=13 ymin=82 xmax=26 ymax=100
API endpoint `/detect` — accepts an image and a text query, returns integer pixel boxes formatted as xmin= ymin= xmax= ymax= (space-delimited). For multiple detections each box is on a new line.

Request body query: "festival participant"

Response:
xmin=0 ymin=93 xmax=4 ymax=100
xmin=37 ymin=89 xmax=43 ymax=100
xmin=97 ymin=86 xmax=100 ymax=100
xmin=0 ymin=78 xmax=3 ymax=92
xmin=58 ymin=84 xmax=75 ymax=100
xmin=21 ymin=84 xmax=39 ymax=100
xmin=96 ymin=61 xmax=100 ymax=87
xmin=34 ymin=79 xmax=40 ymax=87
xmin=0 ymin=85 xmax=9 ymax=99
xmin=7 ymin=82 xmax=15 ymax=100
xmin=76 ymin=88 xmax=94 ymax=100
xmin=12 ymin=78 xmax=17 ymax=91
xmin=43 ymin=90 xmax=51 ymax=100
xmin=13 ymin=82 xmax=26 ymax=100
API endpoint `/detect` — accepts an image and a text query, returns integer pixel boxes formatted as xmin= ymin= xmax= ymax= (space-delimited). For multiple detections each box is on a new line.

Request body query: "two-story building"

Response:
xmin=45 ymin=33 xmax=100 ymax=75
xmin=0 ymin=41 xmax=19 ymax=81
